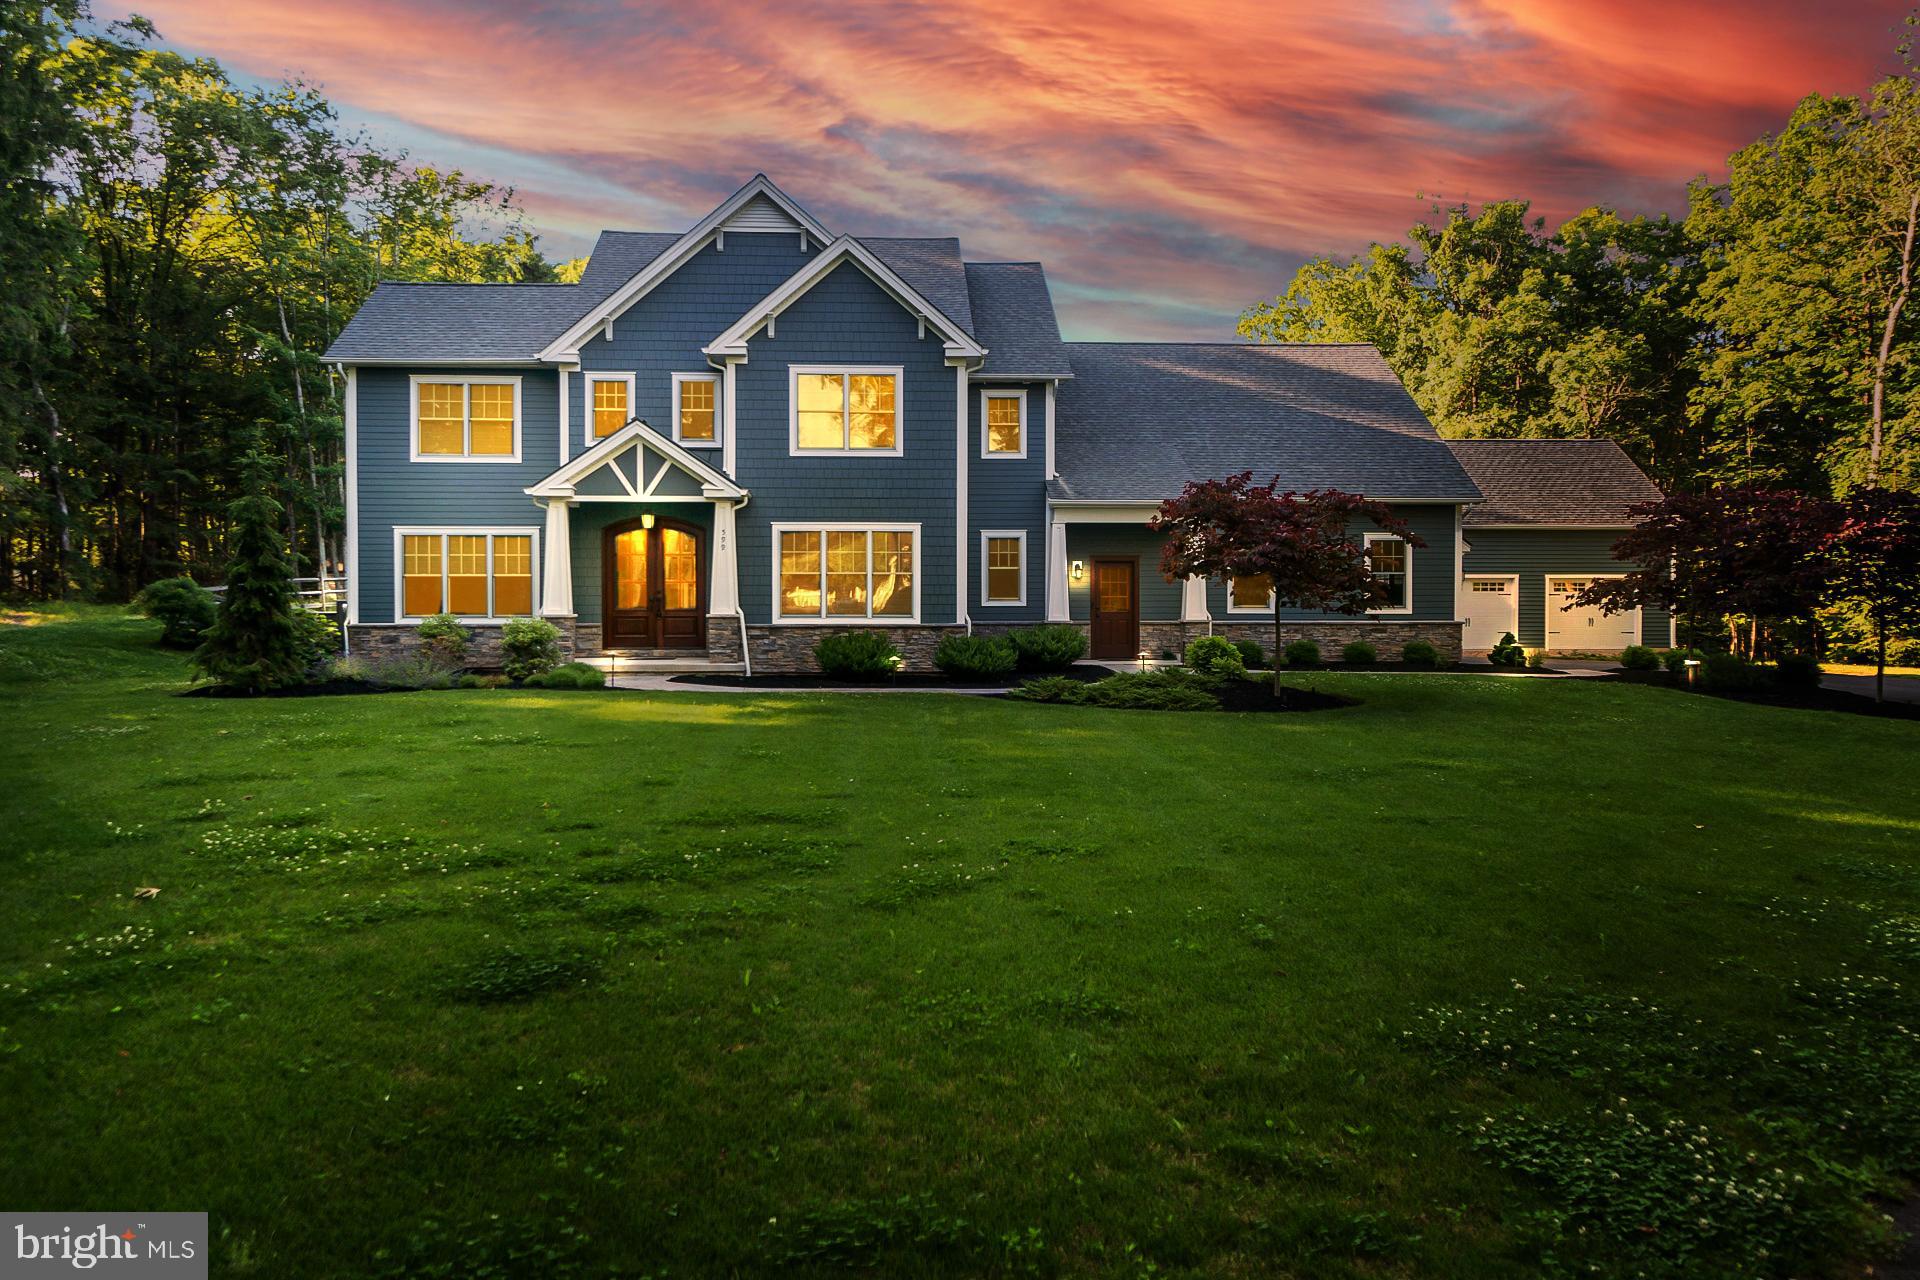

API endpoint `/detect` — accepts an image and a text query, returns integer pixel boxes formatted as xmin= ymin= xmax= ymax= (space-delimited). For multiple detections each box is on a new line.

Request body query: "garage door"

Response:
xmin=1547 ymin=577 xmax=1638 ymax=651
xmin=1461 ymin=577 xmax=1518 ymax=650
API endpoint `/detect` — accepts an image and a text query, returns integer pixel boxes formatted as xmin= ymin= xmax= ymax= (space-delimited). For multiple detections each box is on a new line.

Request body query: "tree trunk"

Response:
xmin=1869 ymin=190 xmax=1918 ymax=489
xmin=277 ymin=293 xmax=333 ymax=576
xmin=1273 ymin=603 xmax=1284 ymax=697
xmin=27 ymin=368 xmax=72 ymax=600
xmin=1877 ymin=610 xmax=1887 ymax=704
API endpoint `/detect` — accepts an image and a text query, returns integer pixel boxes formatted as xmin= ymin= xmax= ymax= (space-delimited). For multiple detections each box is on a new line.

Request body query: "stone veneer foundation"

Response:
xmin=745 ymin=624 xmax=967 ymax=672
xmin=346 ymin=618 xmax=579 ymax=667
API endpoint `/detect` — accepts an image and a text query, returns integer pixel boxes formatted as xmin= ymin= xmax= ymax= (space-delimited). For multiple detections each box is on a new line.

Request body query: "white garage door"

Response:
xmin=1547 ymin=577 xmax=1638 ymax=651
xmin=1461 ymin=577 xmax=1518 ymax=650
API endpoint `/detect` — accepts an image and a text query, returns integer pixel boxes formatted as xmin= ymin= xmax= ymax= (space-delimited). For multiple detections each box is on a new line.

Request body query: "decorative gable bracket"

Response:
xmin=525 ymin=419 xmax=746 ymax=504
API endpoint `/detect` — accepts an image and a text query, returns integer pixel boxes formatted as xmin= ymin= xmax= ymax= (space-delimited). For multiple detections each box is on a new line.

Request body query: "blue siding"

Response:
xmin=1065 ymin=525 xmax=1183 ymax=622
xmin=969 ymin=382 xmax=1049 ymax=618
xmin=732 ymin=261 xmax=960 ymax=625
xmin=1462 ymin=527 xmax=1673 ymax=647
xmin=573 ymin=233 xmax=813 ymax=455
xmin=355 ymin=367 xmax=557 ymax=622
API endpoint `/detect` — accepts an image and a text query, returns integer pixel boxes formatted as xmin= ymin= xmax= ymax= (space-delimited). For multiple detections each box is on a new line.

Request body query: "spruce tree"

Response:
xmin=193 ymin=443 xmax=304 ymax=690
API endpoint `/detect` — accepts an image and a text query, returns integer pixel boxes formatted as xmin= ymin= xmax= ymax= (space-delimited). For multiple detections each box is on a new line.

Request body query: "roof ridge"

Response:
xmin=966 ymin=260 xmax=1044 ymax=268
xmin=1064 ymin=340 xmax=1375 ymax=348
xmin=372 ymin=280 xmax=579 ymax=288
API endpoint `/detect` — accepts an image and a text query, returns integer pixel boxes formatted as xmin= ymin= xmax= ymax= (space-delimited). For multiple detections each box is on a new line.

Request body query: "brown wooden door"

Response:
xmin=1089 ymin=558 xmax=1138 ymax=659
xmin=603 ymin=519 xmax=706 ymax=649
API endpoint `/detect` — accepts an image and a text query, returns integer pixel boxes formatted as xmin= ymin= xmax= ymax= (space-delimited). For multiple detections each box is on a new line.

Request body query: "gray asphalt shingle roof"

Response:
xmin=964 ymin=263 xmax=1073 ymax=379
xmin=856 ymin=237 xmax=974 ymax=335
xmin=1447 ymin=439 xmax=1662 ymax=526
xmin=1049 ymin=343 xmax=1481 ymax=503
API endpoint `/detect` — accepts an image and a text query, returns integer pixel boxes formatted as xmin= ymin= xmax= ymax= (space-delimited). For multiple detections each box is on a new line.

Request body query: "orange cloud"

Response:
xmin=109 ymin=0 xmax=1909 ymax=338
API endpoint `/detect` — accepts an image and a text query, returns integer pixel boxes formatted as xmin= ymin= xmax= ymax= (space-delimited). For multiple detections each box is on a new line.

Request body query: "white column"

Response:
xmin=558 ymin=368 xmax=570 ymax=466
xmin=1045 ymin=520 xmax=1070 ymax=622
xmin=1181 ymin=574 xmax=1210 ymax=622
xmin=540 ymin=498 xmax=574 ymax=617
xmin=710 ymin=500 xmax=740 ymax=615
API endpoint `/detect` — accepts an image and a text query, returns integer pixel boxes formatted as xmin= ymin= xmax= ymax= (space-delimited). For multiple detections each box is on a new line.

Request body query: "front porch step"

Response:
xmin=580 ymin=653 xmax=745 ymax=674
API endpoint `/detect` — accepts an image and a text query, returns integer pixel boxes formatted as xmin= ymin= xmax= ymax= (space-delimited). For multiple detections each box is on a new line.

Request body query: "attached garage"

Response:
xmin=1448 ymin=440 xmax=1672 ymax=654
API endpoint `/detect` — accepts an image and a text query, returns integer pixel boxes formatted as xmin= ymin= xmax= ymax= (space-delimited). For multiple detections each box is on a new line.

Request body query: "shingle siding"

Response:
xmin=1065 ymin=525 xmax=1183 ymax=623
xmin=731 ymin=261 xmax=960 ymax=626
xmin=969 ymin=383 xmax=1049 ymax=620
xmin=354 ymin=366 xmax=560 ymax=623
xmin=1462 ymin=528 xmax=1673 ymax=647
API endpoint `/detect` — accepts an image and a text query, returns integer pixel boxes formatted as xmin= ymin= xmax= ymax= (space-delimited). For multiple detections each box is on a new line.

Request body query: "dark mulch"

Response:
xmin=1216 ymin=680 xmax=1356 ymax=713
xmin=670 ymin=664 xmax=1112 ymax=690
xmin=1607 ymin=669 xmax=1920 ymax=720
xmin=181 ymin=678 xmax=416 ymax=698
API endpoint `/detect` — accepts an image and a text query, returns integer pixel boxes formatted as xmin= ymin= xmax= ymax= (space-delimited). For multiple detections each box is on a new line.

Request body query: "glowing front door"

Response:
xmin=603 ymin=520 xmax=705 ymax=649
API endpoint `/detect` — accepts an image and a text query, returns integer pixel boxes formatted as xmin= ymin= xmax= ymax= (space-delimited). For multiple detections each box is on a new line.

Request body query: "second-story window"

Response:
xmin=411 ymin=377 xmax=520 ymax=462
xmin=674 ymin=374 xmax=718 ymax=446
xmin=587 ymin=373 xmax=634 ymax=442
xmin=791 ymin=367 xmax=902 ymax=455
xmin=982 ymin=390 xmax=1025 ymax=457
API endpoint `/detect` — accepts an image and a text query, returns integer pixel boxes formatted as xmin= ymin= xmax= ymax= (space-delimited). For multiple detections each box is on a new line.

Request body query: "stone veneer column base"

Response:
xmin=746 ymin=624 xmax=967 ymax=672
xmin=346 ymin=618 xmax=577 ymax=669
xmin=705 ymin=616 xmax=745 ymax=663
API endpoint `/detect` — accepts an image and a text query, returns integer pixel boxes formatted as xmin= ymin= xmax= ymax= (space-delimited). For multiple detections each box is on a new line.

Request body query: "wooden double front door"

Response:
xmin=1089 ymin=558 xmax=1139 ymax=659
xmin=603 ymin=518 xmax=705 ymax=649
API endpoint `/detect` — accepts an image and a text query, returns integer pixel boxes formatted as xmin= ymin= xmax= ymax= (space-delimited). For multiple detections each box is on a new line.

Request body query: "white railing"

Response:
xmin=208 ymin=576 xmax=347 ymax=613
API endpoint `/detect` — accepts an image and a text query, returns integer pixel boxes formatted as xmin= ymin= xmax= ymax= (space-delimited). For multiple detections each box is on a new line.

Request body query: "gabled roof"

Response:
xmin=323 ymin=283 xmax=593 ymax=364
xmin=704 ymin=236 xmax=986 ymax=360
xmin=965 ymin=263 xmax=1073 ymax=379
xmin=1049 ymin=343 xmax=1481 ymax=503
xmin=1447 ymin=439 xmax=1661 ymax=526
xmin=858 ymin=238 xmax=973 ymax=335
xmin=525 ymin=419 xmax=743 ymax=501
xmin=539 ymin=175 xmax=831 ymax=361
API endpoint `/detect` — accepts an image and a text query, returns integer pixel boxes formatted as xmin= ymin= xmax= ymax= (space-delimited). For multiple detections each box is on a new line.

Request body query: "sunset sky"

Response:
xmin=107 ymin=0 xmax=1911 ymax=339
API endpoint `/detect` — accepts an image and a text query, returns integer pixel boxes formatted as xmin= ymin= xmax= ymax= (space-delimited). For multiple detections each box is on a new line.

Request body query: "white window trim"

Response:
xmin=671 ymin=372 xmax=721 ymax=449
xmin=787 ymin=365 xmax=905 ymax=457
xmin=582 ymin=371 xmax=636 ymax=449
xmin=979 ymin=388 xmax=1027 ymax=459
xmin=979 ymin=530 xmax=1027 ymax=607
xmin=392 ymin=526 xmax=541 ymax=623
xmin=409 ymin=375 xmax=523 ymax=463
xmin=1363 ymin=531 xmax=1414 ymax=615
xmin=769 ymin=521 xmax=921 ymax=624
xmin=1224 ymin=574 xmax=1276 ymax=615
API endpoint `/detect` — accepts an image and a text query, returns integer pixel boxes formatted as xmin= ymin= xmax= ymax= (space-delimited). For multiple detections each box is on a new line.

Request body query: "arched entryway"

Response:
xmin=602 ymin=516 xmax=706 ymax=649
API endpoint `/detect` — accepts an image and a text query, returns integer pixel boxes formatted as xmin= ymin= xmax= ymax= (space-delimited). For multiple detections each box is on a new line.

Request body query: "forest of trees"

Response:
xmin=1241 ymin=37 xmax=1920 ymax=499
xmin=0 ymin=2 xmax=575 ymax=601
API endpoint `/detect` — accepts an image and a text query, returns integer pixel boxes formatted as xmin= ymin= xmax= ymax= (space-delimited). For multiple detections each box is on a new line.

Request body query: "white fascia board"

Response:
xmin=523 ymin=418 xmax=743 ymax=499
xmin=703 ymin=236 xmax=987 ymax=360
xmin=538 ymin=175 xmax=833 ymax=363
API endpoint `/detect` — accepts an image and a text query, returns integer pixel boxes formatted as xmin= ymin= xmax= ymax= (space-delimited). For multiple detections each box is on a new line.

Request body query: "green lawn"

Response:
xmin=3 ymin=607 xmax=1918 ymax=1278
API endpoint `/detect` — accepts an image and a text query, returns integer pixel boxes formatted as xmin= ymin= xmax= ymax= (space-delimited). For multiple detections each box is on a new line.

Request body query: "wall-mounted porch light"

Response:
xmin=1070 ymin=559 xmax=1085 ymax=582
xmin=640 ymin=512 xmax=655 ymax=530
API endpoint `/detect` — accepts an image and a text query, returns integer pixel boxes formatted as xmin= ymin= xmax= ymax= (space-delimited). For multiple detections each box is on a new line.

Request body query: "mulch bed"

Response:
xmin=1606 ymin=669 xmax=1920 ymax=720
xmin=1216 ymin=681 xmax=1356 ymax=713
xmin=180 ymin=678 xmax=416 ymax=698
xmin=670 ymin=664 xmax=1113 ymax=690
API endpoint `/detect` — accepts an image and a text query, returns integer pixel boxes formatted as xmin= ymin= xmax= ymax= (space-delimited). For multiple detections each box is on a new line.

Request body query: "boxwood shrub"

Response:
xmin=1401 ymin=639 xmax=1441 ymax=669
xmin=813 ymin=630 xmax=901 ymax=679
xmin=1341 ymin=640 xmax=1377 ymax=665
xmin=1618 ymin=644 xmax=1660 ymax=671
xmin=1184 ymin=634 xmax=1241 ymax=676
xmin=933 ymin=633 xmax=1017 ymax=679
xmin=1282 ymin=639 xmax=1320 ymax=668
xmin=1233 ymin=639 xmax=1265 ymax=669
xmin=525 ymin=661 xmax=606 ymax=689
xmin=500 ymin=618 xmax=562 ymax=681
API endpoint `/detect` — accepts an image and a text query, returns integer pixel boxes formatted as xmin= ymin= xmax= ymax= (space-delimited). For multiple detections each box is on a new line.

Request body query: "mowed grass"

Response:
xmin=2 ymin=606 xmax=1918 ymax=1278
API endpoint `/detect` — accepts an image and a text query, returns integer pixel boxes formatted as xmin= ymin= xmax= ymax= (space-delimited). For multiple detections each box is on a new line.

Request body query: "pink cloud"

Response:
xmin=111 ymin=0 xmax=1910 ymax=338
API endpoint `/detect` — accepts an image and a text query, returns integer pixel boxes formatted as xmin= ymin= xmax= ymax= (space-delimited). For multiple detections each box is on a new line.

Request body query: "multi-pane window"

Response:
xmin=1365 ymin=536 xmax=1409 ymax=611
xmin=590 ymin=377 xmax=630 ymax=440
xmin=793 ymin=369 xmax=900 ymax=453
xmin=675 ymin=375 xmax=717 ymax=443
xmin=399 ymin=532 xmax=534 ymax=618
xmin=983 ymin=392 xmax=1024 ymax=456
xmin=983 ymin=534 xmax=1023 ymax=604
xmin=1229 ymin=574 xmax=1273 ymax=612
xmin=776 ymin=527 xmax=915 ymax=620
xmin=413 ymin=379 xmax=518 ymax=459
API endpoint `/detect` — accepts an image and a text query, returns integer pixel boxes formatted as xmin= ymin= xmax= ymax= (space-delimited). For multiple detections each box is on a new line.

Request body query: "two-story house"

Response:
xmin=325 ymin=175 xmax=1668 ymax=671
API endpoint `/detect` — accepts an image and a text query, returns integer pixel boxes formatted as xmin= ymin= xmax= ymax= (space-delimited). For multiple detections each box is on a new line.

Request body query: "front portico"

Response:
xmin=525 ymin=420 xmax=749 ymax=662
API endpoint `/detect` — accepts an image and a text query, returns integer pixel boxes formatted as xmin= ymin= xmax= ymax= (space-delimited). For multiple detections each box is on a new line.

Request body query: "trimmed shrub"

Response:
xmin=1341 ymin=640 xmax=1378 ymax=666
xmin=934 ymin=633 xmax=1017 ymax=679
xmin=500 ymin=618 xmax=563 ymax=681
xmin=1005 ymin=676 xmax=1089 ymax=704
xmin=1401 ymin=639 xmax=1441 ymax=669
xmin=1775 ymin=653 xmax=1822 ymax=689
xmin=1660 ymin=647 xmax=1701 ymax=674
xmin=526 ymin=661 xmax=605 ymax=690
xmin=1185 ymin=634 xmax=1240 ymax=675
xmin=417 ymin=613 xmax=470 ymax=665
xmin=1698 ymin=651 xmax=1764 ymax=691
xmin=1007 ymin=624 xmax=1086 ymax=672
xmin=1619 ymin=644 xmax=1660 ymax=671
xmin=1082 ymin=669 xmax=1221 ymax=711
xmin=1488 ymin=632 xmax=1526 ymax=668
xmin=1282 ymin=639 xmax=1320 ymax=669
xmin=813 ymin=630 xmax=901 ymax=679
xmin=1233 ymin=639 xmax=1265 ymax=669
xmin=137 ymin=577 xmax=218 ymax=648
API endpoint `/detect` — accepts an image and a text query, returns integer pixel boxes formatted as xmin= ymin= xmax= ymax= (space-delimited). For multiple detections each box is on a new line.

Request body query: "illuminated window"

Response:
xmin=791 ymin=368 xmax=901 ymax=453
xmin=1228 ymin=574 xmax=1273 ymax=612
xmin=1364 ymin=534 xmax=1410 ymax=612
xmin=982 ymin=391 xmax=1024 ymax=456
xmin=411 ymin=378 xmax=519 ymax=460
xmin=397 ymin=531 xmax=536 ymax=619
xmin=674 ymin=374 xmax=717 ymax=444
xmin=776 ymin=525 xmax=916 ymax=620
xmin=589 ymin=376 xmax=631 ymax=440
xmin=981 ymin=532 xmax=1024 ymax=605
